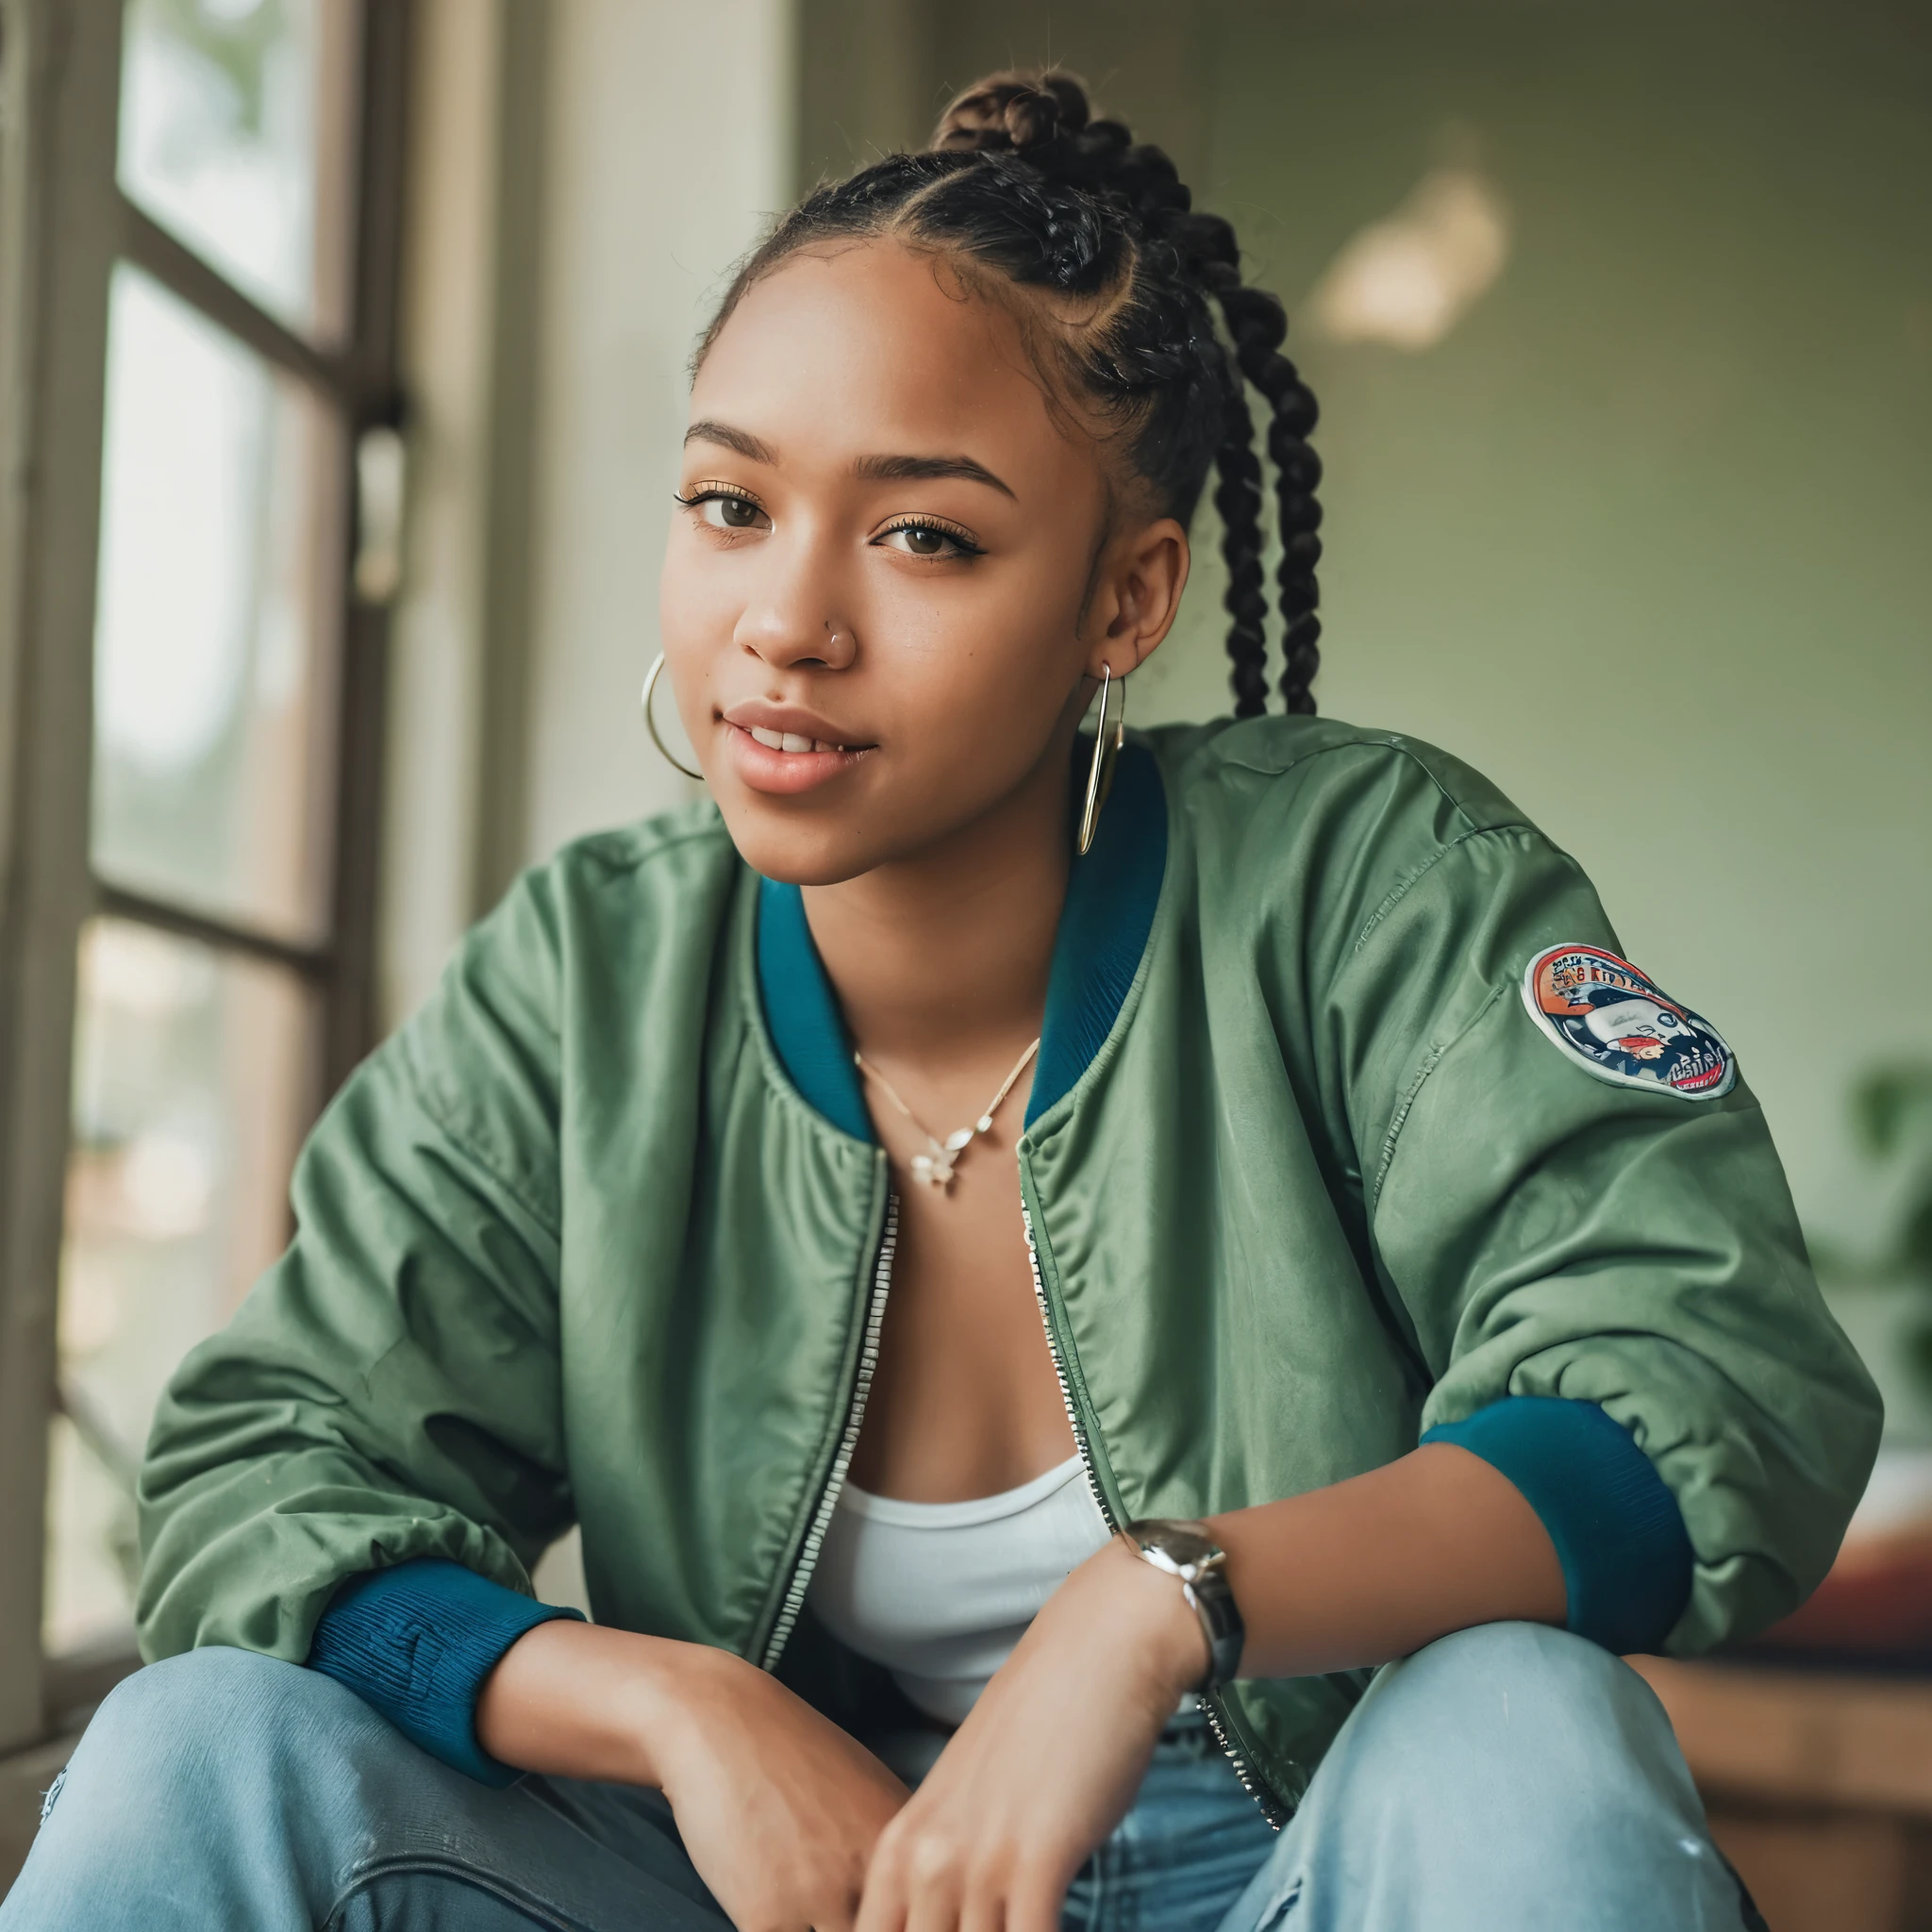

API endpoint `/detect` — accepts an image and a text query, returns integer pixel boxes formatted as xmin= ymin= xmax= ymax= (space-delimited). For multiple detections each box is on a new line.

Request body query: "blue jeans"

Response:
xmin=2 ymin=1622 xmax=1755 ymax=1930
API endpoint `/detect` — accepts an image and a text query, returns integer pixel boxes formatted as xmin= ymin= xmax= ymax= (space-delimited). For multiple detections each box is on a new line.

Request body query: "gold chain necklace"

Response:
xmin=852 ymin=1037 xmax=1041 ymax=1192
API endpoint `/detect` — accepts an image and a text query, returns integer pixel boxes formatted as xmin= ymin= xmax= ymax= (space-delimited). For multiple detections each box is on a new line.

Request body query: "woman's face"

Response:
xmin=658 ymin=240 xmax=1186 ymax=886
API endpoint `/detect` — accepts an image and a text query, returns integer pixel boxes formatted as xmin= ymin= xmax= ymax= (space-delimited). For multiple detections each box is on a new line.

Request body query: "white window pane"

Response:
xmin=91 ymin=264 xmax=342 ymax=943
xmin=44 ymin=917 xmax=314 ymax=1656
xmin=117 ymin=0 xmax=359 ymax=340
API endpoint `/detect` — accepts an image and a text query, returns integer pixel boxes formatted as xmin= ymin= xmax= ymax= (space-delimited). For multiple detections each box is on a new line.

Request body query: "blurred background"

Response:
xmin=0 ymin=0 xmax=1927 ymax=1918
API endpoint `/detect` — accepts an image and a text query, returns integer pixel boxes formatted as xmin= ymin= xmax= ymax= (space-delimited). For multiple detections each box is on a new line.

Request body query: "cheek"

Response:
xmin=853 ymin=555 xmax=1084 ymax=725
xmin=657 ymin=530 xmax=733 ymax=662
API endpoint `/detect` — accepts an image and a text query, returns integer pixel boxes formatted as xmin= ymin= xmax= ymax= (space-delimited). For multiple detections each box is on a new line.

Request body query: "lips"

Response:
xmin=722 ymin=719 xmax=874 ymax=796
xmin=720 ymin=698 xmax=874 ymax=756
xmin=745 ymin=724 xmax=858 ymax=755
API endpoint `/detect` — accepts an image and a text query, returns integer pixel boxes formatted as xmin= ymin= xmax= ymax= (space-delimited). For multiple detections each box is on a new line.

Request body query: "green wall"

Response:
xmin=798 ymin=1 xmax=1932 ymax=1356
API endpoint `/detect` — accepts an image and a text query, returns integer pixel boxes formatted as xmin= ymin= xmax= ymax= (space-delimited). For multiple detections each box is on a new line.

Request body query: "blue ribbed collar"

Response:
xmin=756 ymin=740 xmax=1167 ymax=1141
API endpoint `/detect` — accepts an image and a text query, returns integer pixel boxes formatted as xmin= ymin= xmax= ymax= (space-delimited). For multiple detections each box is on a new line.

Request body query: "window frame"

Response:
xmin=0 ymin=0 xmax=409 ymax=1756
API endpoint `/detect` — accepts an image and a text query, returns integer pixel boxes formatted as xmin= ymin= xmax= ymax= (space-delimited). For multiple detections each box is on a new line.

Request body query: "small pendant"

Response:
xmin=910 ymin=1130 xmax=972 ymax=1191
xmin=852 ymin=1037 xmax=1040 ymax=1206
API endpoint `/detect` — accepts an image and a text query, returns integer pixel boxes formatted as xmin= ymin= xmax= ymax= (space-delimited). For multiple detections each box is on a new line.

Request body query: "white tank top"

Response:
xmin=807 ymin=1454 xmax=1111 ymax=1725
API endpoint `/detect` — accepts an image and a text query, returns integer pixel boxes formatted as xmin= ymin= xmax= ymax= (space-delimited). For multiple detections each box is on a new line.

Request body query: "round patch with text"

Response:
xmin=1521 ymin=943 xmax=1736 ymax=1100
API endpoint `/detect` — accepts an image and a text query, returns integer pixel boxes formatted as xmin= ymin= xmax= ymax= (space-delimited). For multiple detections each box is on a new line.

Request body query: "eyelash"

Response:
xmin=673 ymin=487 xmax=982 ymax=559
xmin=674 ymin=482 xmax=762 ymax=520
xmin=875 ymin=515 xmax=983 ymax=559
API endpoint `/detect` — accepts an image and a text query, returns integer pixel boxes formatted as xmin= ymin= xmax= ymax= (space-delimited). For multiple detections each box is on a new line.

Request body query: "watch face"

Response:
xmin=1138 ymin=1520 xmax=1221 ymax=1568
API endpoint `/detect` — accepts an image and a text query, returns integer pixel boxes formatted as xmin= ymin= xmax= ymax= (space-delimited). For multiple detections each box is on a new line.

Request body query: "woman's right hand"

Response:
xmin=477 ymin=1619 xmax=908 ymax=1932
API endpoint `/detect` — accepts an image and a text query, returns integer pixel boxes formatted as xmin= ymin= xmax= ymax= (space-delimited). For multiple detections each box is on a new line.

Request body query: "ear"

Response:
xmin=1083 ymin=516 xmax=1191 ymax=680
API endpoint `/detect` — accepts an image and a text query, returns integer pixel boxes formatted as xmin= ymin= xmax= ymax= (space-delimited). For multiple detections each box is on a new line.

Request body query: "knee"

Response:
xmin=1389 ymin=1616 xmax=1648 ymax=1716
xmin=1328 ymin=1621 xmax=1697 ymax=1830
xmin=88 ymin=1646 xmax=329 ymax=1752
xmin=60 ymin=1647 xmax=386 ymax=1812
xmin=1274 ymin=1626 xmax=1743 ymax=1925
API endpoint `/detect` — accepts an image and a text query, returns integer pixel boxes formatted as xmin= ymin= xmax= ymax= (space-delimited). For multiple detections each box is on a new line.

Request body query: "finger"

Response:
xmin=956 ymin=1867 xmax=1006 ymax=1932
xmin=855 ymin=1833 xmax=910 ymax=1932
xmin=1000 ymin=1858 xmax=1064 ymax=1932
xmin=900 ymin=1832 xmax=967 ymax=1932
xmin=809 ymin=1875 xmax=865 ymax=1932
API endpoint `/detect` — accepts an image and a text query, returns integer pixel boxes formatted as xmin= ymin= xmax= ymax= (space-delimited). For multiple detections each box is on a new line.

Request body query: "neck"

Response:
xmin=802 ymin=733 xmax=1074 ymax=1070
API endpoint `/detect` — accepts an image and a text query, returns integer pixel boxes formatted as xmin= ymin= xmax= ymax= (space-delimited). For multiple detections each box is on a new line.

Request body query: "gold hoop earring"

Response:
xmin=1076 ymin=665 xmax=1125 ymax=858
xmin=641 ymin=653 xmax=704 ymax=781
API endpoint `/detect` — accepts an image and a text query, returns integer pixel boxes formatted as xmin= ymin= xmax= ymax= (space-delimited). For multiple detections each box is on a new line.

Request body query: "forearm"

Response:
xmin=1204 ymin=1442 xmax=1565 ymax=1680
xmin=478 ymin=1445 xmax=1564 ymax=1780
xmin=479 ymin=1614 xmax=911 ymax=1932
xmin=475 ymin=1618 xmax=739 ymax=1786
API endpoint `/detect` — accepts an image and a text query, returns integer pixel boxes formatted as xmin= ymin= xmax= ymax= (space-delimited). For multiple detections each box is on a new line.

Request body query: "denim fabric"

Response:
xmin=1 ymin=1624 xmax=1757 ymax=1932
xmin=1227 ymin=1624 xmax=1764 ymax=1932
xmin=1062 ymin=1717 xmax=1279 ymax=1932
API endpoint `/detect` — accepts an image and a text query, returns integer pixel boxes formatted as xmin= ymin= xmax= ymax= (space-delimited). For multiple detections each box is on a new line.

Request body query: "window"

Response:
xmin=0 ymin=0 xmax=407 ymax=1740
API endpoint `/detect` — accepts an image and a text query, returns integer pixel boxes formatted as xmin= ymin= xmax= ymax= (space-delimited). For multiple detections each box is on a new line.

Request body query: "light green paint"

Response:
xmin=807 ymin=0 xmax=1932 ymax=1267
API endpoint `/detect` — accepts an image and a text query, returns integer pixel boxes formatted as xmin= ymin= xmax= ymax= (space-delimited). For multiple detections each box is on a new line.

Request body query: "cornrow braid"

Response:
xmin=1212 ymin=350 xmax=1272 ymax=719
xmin=1262 ymin=342 xmax=1324 ymax=717
xmin=702 ymin=69 xmax=1323 ymax=718
xmin=1226 ymin=285 xmax=1324 ymax=716
xmin=1170 ymin=213 xmax=1269 ymax=718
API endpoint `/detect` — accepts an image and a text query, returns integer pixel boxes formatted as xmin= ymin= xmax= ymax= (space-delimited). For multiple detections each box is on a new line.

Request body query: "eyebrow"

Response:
xmin=684 ymin=421 xmax=1016 ymax=502
xmin=852 ymin=451 xmax=1017 ymax=500
xmin=684 ymin=419 xmax=777 ymax=463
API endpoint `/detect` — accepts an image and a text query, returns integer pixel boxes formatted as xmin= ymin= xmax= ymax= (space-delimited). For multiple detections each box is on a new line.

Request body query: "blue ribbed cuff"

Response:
xmin=307 ymin=1558 xmax=585 ymax=1786
xmin=1422 ymin=1396 xmax=1693 ymax=1655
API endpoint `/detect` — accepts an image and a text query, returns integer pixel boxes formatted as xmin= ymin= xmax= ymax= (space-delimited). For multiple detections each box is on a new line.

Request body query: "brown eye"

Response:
xmin=688 ymin=491 xmax=768 ymax=532
xmin=877 ymin=520 xmax=978 ymax=558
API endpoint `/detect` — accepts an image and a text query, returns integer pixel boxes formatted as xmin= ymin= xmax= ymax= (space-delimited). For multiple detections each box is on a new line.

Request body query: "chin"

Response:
xmin=712 ymin=801 xmax=891 ymax=888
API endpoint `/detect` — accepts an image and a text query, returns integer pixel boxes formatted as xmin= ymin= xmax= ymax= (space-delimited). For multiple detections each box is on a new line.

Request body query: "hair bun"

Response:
xmin=932 ymin=70 xmax=1091 ymax=156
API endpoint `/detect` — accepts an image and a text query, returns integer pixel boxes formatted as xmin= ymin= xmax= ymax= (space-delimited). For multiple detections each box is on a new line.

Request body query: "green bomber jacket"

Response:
xmin=136 ymin=715 xmax=1881 ymax=1819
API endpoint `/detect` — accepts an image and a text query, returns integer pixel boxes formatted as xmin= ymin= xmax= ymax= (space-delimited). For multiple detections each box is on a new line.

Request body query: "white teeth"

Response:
xmin=748 ymin=724 xmax=853 ymax=754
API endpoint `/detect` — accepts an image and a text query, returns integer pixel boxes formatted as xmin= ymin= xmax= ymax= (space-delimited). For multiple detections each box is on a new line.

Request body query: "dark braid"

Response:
xmin=1169 ymin=213 xmax=1272 ymax=717
xmin=701 ymin=70 xmax=1323 ymax=717
xmin=1260 ymin=332 xmax=1324 ymax=716
xmin=1210 ymin=347 xmax=1271 ymax=718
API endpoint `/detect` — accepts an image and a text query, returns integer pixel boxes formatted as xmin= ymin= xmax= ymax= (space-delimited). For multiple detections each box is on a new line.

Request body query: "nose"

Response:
xmin=733 ymin=533 xmax=859 ymax=675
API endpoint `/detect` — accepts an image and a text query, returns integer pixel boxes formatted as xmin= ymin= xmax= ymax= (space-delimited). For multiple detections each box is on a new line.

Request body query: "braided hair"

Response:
xmin=700 ymin=70 xmax=1323 ymax=716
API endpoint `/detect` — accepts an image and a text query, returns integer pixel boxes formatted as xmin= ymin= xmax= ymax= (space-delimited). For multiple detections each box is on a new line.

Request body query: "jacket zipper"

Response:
xmin=760 ymin=1183 xmax=1291 ymax=1828
xmin=1021 ymin=1202 xmax=1114 ymax=1530
xmin=1022 ymin=1197 xmax=1290 ymax=1831
xmin=1199 ymin=1696 xmax=1290 ymax=1829
xmin=759 ymin=1189 xmax=900 ymax=1673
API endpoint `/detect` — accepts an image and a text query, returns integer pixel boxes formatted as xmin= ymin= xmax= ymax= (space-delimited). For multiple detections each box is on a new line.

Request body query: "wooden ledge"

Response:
xmin=1633 ymin=1655 xmax=1932 ymax=1817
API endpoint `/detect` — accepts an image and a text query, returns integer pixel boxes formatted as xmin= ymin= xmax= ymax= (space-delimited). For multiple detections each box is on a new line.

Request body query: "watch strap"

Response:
xmin=1124 ymin=1517 xmax=1246 ymax=1694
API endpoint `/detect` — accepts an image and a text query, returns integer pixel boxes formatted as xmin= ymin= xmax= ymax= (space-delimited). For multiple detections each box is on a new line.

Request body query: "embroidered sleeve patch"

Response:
xmin=1522 ymin=943 xmax=1736 ymax=1100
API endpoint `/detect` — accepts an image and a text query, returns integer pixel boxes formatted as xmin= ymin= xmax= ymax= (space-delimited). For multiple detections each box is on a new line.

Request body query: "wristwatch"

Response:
xmin=1122 ymin=1518 xmax=1245 ymax=1695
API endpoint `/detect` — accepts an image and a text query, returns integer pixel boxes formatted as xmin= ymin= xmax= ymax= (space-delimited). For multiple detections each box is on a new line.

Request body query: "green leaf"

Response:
xmin=1851 ymin=1064 xmax=1932 ymax=1159
xmin=1903 ymin=1192 xmax=1932 ymax=1288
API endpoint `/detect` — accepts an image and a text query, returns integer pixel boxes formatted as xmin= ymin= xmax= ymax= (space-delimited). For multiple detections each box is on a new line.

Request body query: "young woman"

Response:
xmin=6 ymin=71 xmax=1877 ymax=1932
